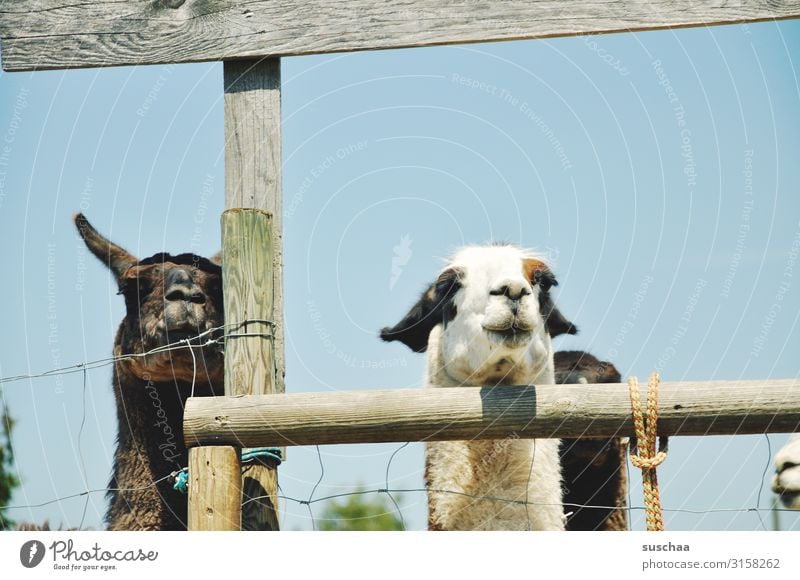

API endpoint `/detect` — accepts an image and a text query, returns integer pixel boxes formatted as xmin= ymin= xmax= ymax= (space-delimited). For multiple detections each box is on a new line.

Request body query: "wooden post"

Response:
xmin=188 ymin=446 xmax=242 ymax=531
xmin=221 ymin=208 xmax=281 ymax=530
xmin=223 ymin=58 xmax=284 ymax=531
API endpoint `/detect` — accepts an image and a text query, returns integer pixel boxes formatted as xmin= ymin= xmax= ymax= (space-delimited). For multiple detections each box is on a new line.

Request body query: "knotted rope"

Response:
xmin=628 ymin=372 xmax=669 ymax=531
xmin=172 ymin=447 xmax=283 ymax=494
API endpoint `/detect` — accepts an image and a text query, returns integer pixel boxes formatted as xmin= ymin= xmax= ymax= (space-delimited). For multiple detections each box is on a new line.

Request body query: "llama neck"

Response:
xmin=423 ymin=325 xmax=563 ymax=530
xmin=107 ymin=363 xmax=196 ymax=530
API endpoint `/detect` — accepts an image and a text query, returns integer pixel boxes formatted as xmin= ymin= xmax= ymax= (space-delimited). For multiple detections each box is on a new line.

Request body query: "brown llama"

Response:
xmin=555 ymin=350 xmax=628 ymax=531
xmin=76 ymin=213 xmax=225 ymax=530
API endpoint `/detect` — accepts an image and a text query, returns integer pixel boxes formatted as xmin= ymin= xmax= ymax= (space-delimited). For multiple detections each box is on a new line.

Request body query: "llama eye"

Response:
xmin=127 ymin=282 xmax=151 ymax=301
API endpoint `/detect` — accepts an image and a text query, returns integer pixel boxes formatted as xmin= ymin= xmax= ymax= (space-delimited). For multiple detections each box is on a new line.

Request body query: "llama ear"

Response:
xmin=541 ymin=299 xmax=578 ymax=338
xmin=380 ymin=267 xmax=462 ymax=353
xmin=210 ymin=252 xmax=222 ymax=266
xmin=524 ymin=259 xmax=578 ymax=338
xmin=523 ymin=258 xmax=558 ymax=291
xmin=74 ymin=213 xmax=138 ymax=280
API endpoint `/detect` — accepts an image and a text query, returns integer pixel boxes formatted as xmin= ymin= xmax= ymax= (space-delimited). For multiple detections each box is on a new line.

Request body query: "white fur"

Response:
xmin=424 ymin=246 xmax=564 ymax=530
xmin=772 ymin=434 xmax=800 ymax=509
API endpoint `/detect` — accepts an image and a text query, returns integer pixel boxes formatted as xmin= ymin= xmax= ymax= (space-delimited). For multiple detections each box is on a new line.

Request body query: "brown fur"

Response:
xmin=555 ymin=351 xmax=628 ymax=531
xmin=76 ymin=214 xmax=224 ymax=530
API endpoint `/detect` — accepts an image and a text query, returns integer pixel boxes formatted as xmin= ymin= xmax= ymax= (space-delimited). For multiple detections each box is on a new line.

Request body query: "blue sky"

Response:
xmin=0 ymin=20 xmax=799 ymax=531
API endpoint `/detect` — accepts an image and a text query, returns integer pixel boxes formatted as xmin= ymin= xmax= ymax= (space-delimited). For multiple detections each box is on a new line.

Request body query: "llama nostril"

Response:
xmin=189 ymin=292 xmax=206 ymax=304
xmin=490 ymin=281 xmax=531 ymax=301
xmin=165 ymin=289 xmax=187 ymax=302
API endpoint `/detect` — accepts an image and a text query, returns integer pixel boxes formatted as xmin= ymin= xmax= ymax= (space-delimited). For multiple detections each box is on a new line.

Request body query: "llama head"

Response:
xmin=75 ymin=213 xmax=224 ymax=384
xmin=553 ymin=351 xmax=621 ymax=386
xmin=381 ymin=245 xmax=576 ymax=384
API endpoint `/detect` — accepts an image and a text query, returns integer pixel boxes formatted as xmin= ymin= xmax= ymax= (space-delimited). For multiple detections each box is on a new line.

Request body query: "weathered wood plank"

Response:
xmin=221 ymin=208 xmax=281 ymax=531
xmin=188 ymin=446 xmax=242 ymax=531
xmin=221 ymin=208 xmax=278 ymax=396
xmin=222 ymin=59 xmax=283 ymax=531
xmin=184 ymin=379 xmax=800 ymax=447
xmin=224 ymin=60 xmax=284 ymax=393
xmin=1 ymin=1 xmax=799 ymax=71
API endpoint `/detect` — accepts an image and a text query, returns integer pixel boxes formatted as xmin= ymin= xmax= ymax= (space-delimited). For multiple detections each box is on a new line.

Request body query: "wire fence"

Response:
xmin=1 ymin=327 xmax=799 ymax=531
xmin=5 ymin=438 xmax=796 ymax=531
xmin=265 ymin=437 xmax=797 ymax=532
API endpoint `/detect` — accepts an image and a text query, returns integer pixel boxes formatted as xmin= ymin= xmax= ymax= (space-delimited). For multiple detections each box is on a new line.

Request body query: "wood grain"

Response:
xmin=224 ymin=60 xmax=284 ymax=394
xmin=188 ymin=446 xmax=242 ymax=531
xmin=1 ymin=1 xmax=799 ymax=71
xmin=184 ymin=379 xmax=800 ymax=447
xmin=221 ymin=208 xmax=277 ymax=396
xmin=221 ymin=208 xmax=280 ymax=531
xmin=221 ymin=59 xmax=283 ymax=532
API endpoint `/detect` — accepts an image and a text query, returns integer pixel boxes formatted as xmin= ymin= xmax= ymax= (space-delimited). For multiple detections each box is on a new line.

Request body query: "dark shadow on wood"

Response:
xmin=479 ymin=385 xmax=537 ymax=422
xmin=241 ymin=460 xmax=280 ymax=531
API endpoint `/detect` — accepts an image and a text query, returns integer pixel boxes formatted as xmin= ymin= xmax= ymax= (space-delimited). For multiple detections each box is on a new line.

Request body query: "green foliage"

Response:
xmin=318 ymin=489 xmax=405 ymax=531
xmin=0 ymin=403 xmax=19 ymax=530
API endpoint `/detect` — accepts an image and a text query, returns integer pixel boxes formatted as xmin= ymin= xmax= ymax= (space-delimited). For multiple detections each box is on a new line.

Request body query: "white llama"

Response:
xmin=381 ymin=245 xmax=577 ymax=530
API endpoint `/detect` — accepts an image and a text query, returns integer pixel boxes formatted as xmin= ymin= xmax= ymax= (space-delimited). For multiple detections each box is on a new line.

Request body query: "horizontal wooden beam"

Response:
xmin=184 ymin=379 xmax=800 ymax=447
xmin=2 ymin=1 xmax=799 ymax=71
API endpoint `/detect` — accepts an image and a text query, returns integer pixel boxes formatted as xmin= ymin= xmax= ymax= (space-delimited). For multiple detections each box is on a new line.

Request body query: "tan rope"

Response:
xmin=628 ymin=372 xmax=668 ymax=531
